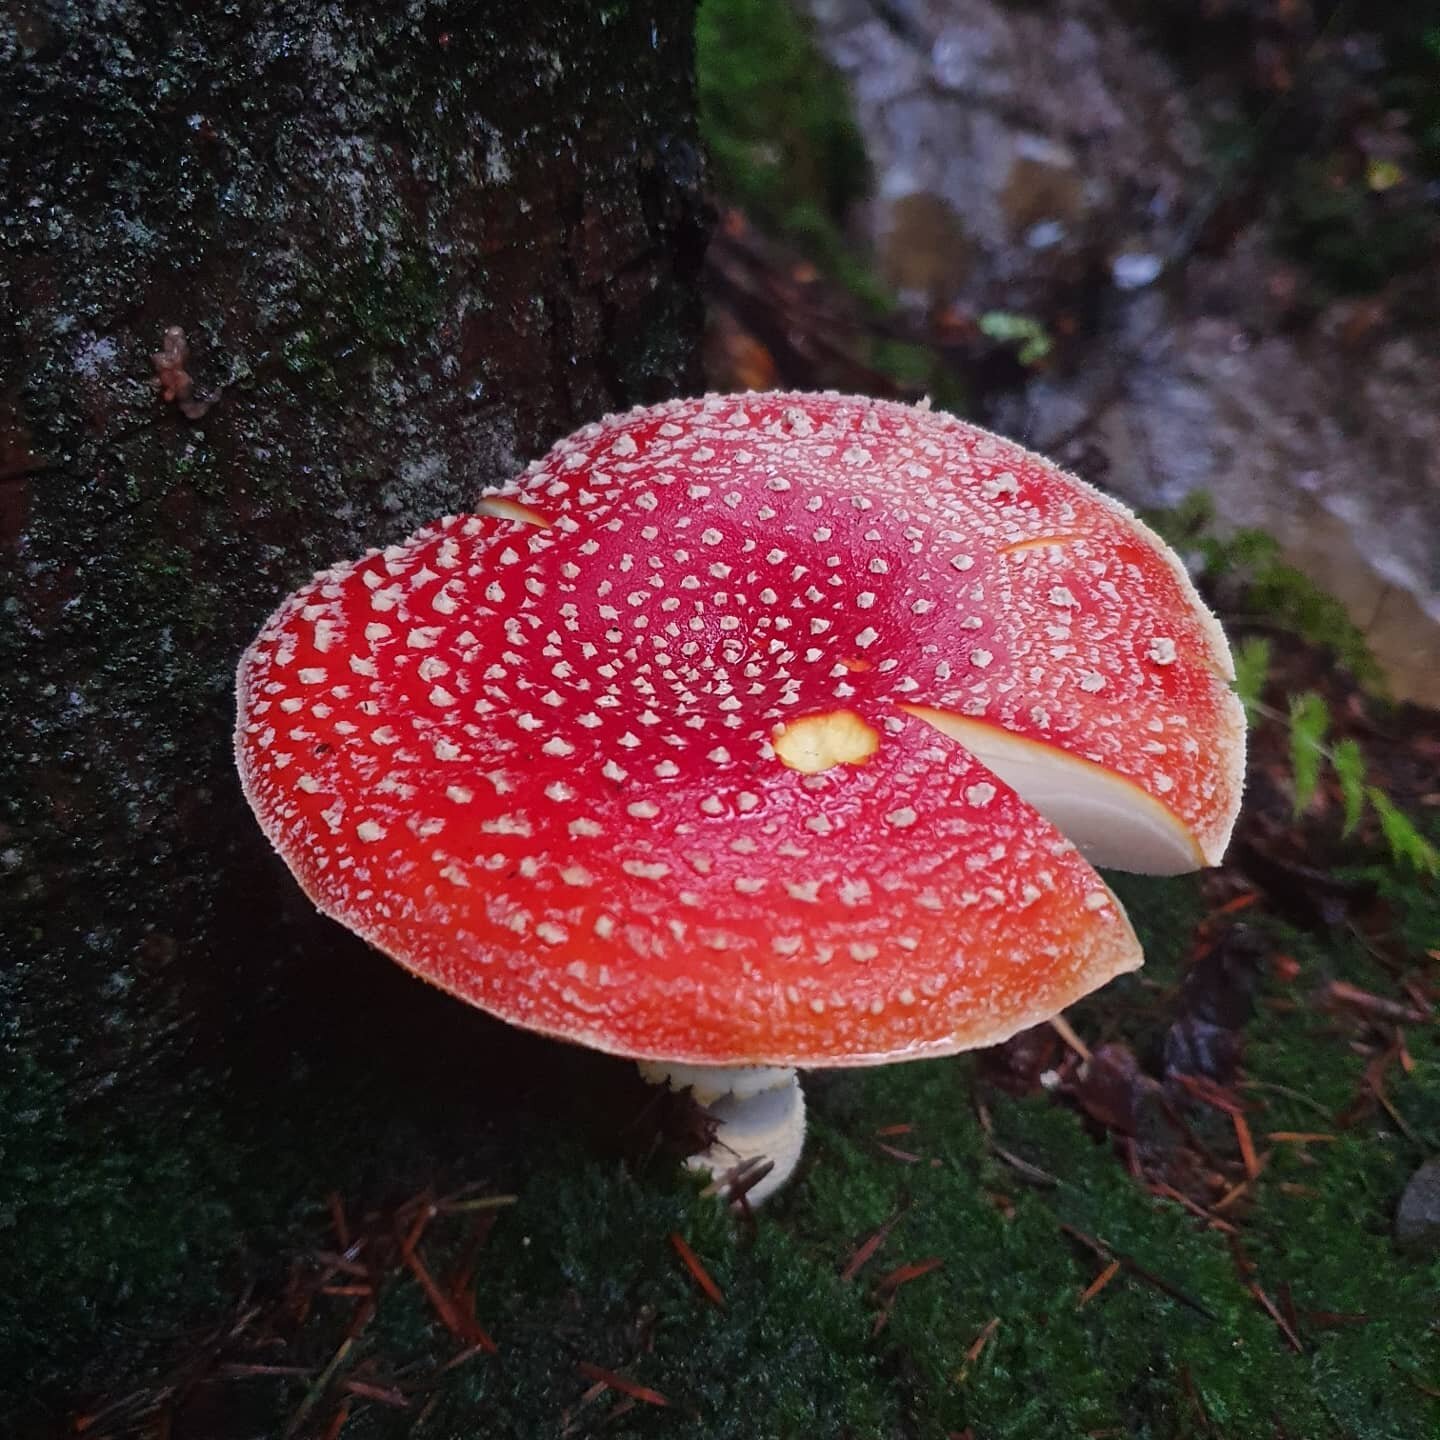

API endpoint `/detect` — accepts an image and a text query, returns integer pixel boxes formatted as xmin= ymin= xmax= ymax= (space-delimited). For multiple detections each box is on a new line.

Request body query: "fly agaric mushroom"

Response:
xmin=236 ymin=392 xmax=1243 ymax=1204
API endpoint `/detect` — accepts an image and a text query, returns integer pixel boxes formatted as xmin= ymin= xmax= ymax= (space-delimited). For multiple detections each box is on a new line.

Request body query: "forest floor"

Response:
xmin=26 ymin=3 xmax=1440 ymax=1437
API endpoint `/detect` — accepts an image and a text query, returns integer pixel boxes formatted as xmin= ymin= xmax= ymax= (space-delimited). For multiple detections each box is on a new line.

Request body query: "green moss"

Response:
xmin=1 ymin=1057 xmax=236 ymax=1408
xmin=26 ymin=857 xmax=1439 ymax=1438
xmin=399 ymin=1159 xmax=893 ymax=1438
xmin=697 ymin=0 xmax=869 ymax=283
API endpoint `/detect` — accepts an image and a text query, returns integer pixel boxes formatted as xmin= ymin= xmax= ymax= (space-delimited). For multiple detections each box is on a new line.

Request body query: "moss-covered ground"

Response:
xmin=34 ymin=843 xmax=1440 ymax=1439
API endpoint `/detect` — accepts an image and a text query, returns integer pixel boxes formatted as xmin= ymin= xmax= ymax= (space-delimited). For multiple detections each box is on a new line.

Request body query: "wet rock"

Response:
xmin=879 ymin=191 xmax=973 ymax=306
xmin=1110 ymin=250 xmax=1164 ymax=290
xmin=1395 ymin=1159 xmax=1440 ymax=1254
xmin=807 ymin=0 xmax=1199 ymax=302
xmin=1000 ymin=135 xmax=1085 ymax=237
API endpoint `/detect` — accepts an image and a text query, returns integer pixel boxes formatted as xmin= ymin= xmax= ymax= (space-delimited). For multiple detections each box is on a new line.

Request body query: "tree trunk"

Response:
xmin=0 ymin=0 xmax=706 ymax=1416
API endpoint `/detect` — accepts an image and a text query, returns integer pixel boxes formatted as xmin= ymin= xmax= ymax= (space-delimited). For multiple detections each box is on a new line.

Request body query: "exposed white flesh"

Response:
xmin=638 ymin=1062 xmax=806 ymax=1206
xmin=475 ymin=495 xmax=551 ymax=528
xmin=903 ymin=706 xmax=1207 ymax=875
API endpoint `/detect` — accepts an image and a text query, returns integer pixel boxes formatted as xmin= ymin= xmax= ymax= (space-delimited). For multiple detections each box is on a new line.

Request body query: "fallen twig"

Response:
xmin=1250 ymin=1283 xmax=1304 ymax=1353
xmin=1059 ymin=1224 xmax=1215 ymax=1321
xmin=575 ymin=1362 xmax=670 ymax=1409
xmin=1326 ymin=980 xmax=1430 ymax=1026
xmin=1078 ymin=1260 xmax=1122 ymax=1308
xmin=876 ymin=1257 xmax=943 ymax=1294
xmin=670 ymin=1232 xmax=726 ymax=1309
xmin=841 ymin=1201 xmax=909 ymax=1282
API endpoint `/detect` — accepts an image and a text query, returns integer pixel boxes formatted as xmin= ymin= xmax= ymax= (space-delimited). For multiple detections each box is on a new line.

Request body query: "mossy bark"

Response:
xmin=0 ymin=0 xmax=705 ymax=1416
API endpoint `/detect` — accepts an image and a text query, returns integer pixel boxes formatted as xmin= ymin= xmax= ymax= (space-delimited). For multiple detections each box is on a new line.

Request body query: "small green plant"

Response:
xmin=1366 ymin=787 xmax=1440 ymax=877
xmin=1331 ymin=737 xmax=1368 ymax=837
xmin=1287 ymin=691 xmax=1329 ymax=816
xmin=978 ymin=311 xmax=1053 ymax=366
xmin=1231 ymin=635 xmax=1272 ymax=717
xmin=1276 ymin=686 xmax=1437 ymax=876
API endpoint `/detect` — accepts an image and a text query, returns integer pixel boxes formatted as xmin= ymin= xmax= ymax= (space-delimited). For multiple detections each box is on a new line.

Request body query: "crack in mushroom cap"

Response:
xmin=235 ymin=392 xmax=1243 ymax=1067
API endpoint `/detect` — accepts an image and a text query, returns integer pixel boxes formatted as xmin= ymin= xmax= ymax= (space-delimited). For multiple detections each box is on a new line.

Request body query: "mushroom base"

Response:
xmin=636 ymin=1062 xmax=807 ymax=1206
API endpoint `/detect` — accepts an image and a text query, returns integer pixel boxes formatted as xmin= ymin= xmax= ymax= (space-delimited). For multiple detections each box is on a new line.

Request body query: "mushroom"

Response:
xmin=235 ymin=392 xmax=1243 ymax=1203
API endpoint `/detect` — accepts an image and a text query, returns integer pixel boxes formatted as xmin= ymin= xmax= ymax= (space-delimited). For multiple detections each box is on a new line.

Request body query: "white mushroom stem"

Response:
xmin=637 ymin=1062 xmax=807 ymax=1206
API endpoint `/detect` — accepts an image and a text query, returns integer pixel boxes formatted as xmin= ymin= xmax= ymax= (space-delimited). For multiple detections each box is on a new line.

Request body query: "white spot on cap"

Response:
xmin=623 ymin=860 xmax=670 ymax=880
xmin=982 ymin=472 xmax=1019 ymax=499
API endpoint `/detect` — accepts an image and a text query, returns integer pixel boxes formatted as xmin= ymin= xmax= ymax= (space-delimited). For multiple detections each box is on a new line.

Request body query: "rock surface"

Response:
xmin=1396 ymin=1157 xmax=1440 ymax=1254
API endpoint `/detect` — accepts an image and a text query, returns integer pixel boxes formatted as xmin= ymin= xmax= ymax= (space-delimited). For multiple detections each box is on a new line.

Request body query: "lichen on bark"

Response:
xmin=0 ymin=1 xmax=706 ymax=1418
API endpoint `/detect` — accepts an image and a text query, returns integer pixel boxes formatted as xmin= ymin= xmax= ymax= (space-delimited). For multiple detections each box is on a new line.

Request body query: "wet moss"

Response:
xmin=697 ymin=0 xmax=869 ymax=266
xmin=697 ymin=0 xmax=909 ymax=320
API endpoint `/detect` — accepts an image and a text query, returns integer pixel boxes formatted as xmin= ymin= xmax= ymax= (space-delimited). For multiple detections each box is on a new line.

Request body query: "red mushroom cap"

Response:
xmin=236 ymin=392 xmax=1242 ymax=1067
